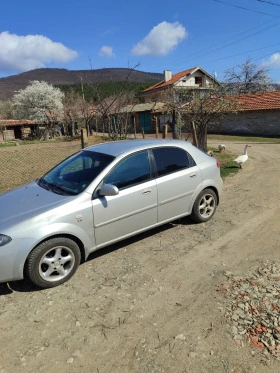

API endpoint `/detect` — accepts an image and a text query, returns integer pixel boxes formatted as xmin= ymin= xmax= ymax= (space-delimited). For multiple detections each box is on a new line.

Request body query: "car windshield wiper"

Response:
xmin=38 ymin=177 xmax=52 ymax=191
xmin=38 ymin=178 xmax=76 ymax=195
xmin=48 ymin=183 xmax=69 ymax=195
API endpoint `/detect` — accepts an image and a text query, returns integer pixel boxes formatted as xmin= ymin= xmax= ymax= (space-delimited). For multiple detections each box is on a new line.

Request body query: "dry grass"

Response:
xmin=0 ymin=136 xmax=104 ymax=194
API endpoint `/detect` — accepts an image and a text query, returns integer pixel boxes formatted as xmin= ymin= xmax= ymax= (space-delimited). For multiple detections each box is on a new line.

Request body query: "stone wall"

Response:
xmin=209 ymin=110 xmax=280 ymax=137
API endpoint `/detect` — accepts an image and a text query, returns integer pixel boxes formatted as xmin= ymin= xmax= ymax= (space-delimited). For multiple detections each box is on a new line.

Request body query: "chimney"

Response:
xmin=164 ymin=70 xmax=172 ymax=82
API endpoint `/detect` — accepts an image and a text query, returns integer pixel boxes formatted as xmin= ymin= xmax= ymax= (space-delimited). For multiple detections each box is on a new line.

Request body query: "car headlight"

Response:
xmin=0 ymin=234 xmax=12 ymax=247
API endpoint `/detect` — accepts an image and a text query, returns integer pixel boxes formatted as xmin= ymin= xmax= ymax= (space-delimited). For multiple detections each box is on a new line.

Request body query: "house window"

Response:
xmin=195 ymin=77 xmax=203 ymax=87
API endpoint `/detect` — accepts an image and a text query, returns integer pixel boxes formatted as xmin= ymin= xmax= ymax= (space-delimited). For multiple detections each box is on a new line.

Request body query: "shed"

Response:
xmin=0 ymin=120 xmax=36 ymax=141
xmin=118 ymin=102 xmax=169 ymax=133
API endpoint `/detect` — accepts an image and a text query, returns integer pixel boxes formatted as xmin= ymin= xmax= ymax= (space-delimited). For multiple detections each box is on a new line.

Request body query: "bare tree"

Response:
xmin=182 ymin=90 xmax=239 ymax=151
xmin=97 ymin=92 xmax=137 ymax=140
xmin=159 ymin=86 xmax=239 ymax=151
xmin=224 ymin=58 xmax=274 ymax=95
xmin=62 ymin=90 xmax=83 ymax=136
xmin=76 ymin=64 xmax=141 ymax=140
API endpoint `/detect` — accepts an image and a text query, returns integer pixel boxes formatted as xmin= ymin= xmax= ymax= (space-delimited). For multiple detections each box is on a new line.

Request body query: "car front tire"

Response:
xmin=191 ymin=188 xmax=217 ymax=223
xmin=25 ymin=237 xmax=81 ymax=288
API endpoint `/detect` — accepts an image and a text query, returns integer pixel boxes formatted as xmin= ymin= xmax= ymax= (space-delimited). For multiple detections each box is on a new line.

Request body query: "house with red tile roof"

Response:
xmin=209 ymin=90 xmax=280 ymax=136
xmin=139 ymin=67 xmax=220 ymax=102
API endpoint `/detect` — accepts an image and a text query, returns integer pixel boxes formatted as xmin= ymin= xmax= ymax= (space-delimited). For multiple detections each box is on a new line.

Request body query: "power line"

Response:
xmin=212 ymin=0 xmax=280 ymax=17
xmin=257 ymin=0 xmax=280 ymax=7
xmin=171 ymin=18 xmax=280 ymax=68
xmin=253 ymin=49 xmax=280 ymax=62
xmin=207 ymin=42 xmax=280 ymax=63
xmin=188 ymin=20 xmax=280 ymax=60
xmin=164 ymin=0 xmax=280 ymax=79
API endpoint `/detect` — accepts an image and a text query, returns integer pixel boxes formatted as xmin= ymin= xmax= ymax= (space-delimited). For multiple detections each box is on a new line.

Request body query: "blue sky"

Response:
xmin=1 ymin=0 xmax=280 ymax=82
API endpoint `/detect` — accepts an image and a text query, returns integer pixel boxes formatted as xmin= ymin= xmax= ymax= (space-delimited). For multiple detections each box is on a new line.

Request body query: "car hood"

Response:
xmin=0 ymin=181 xmax=74 ymax=230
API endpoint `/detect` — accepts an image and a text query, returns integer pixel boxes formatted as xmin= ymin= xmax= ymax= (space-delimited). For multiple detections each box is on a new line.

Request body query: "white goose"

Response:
xmin=234 ymin=144 xmax=251 ymax=169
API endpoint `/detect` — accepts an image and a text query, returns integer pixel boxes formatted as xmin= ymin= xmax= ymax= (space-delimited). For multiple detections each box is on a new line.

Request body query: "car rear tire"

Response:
xmin=25 ymin=237 xmax=81 ymax=288
xmin=191 ymin=189 xmax=217 ymax=223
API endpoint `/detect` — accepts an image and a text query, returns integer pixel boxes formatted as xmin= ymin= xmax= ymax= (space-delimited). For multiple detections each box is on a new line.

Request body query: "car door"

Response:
xmin=92 ymin=150 xmax=158 ymax=247
xmin=152 ymin=146 xmax=202 ymax=223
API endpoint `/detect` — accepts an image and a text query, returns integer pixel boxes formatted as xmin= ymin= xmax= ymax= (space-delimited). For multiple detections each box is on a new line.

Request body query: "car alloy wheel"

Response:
xmin=25 ymin=237 xmax=81 ymax=288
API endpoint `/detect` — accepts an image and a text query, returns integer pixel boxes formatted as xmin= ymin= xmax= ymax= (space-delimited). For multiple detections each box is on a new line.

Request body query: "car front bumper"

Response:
xmin=0 ymin=238 xmax=34 ymax=283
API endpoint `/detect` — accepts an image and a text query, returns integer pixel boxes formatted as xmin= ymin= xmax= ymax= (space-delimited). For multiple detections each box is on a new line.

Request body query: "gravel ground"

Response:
xmin=0 ymin=140 xmax=279 ymax=373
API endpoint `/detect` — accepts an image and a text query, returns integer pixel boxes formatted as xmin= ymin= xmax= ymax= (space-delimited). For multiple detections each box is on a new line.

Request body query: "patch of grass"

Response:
xmin=0 ymin=139 xmax=61 ymax=148
xmin=207 ymin=134 xmax=280 ymax=178
xmin=0 ymin=142 xmax=15 ymax=148
xmin=208 ymin=147 xmax=239 ymax=179
xmin=220 ymin=161 xmax=240 ymax=179
xmin=208 ymin=134 xmax=280 ymax=143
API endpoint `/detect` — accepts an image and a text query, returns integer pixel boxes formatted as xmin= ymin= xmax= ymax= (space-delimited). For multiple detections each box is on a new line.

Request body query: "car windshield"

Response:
xmin=38 ymin=150 xmax=115 ymax=195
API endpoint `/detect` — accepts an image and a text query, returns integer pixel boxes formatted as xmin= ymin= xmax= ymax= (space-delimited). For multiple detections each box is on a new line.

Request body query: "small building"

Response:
xmin=210 ymin=91 xmax=280 ymax=137
xmin=0 ymin=120 xmax=36 ymax=141
xmin=118 ymin=102 xmax=170 ymax=133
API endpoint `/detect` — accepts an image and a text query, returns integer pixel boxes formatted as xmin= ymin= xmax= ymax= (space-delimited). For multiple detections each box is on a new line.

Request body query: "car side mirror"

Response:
xmin=98 ymin=184 xmax=119 ymax=197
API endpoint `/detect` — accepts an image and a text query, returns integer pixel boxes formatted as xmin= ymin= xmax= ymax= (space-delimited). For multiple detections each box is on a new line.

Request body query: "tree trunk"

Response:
xmin=171 ymin=110 xmax=180 ymax=139
xmin=44 ymin=127 xmax=50 ymax=142
xmin=71 ymin=121 xmax=75 ymax=137
xmin=86 ymin=121 xmax=90 ymax=137
xmin=195 ymin=123 xmax=207 ymax=151
xmin=81 ymin=128 xmax=85 ymax=149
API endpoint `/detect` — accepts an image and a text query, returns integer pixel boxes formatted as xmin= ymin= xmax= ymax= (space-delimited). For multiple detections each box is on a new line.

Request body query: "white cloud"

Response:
xmin=0 ymin=31 xmax=77 ymax=73
xmin=101 ymin=27 xmax=118 ymax=37
xmin=99 ymin=45 xmax=115 ymax=57
xmin=262 ymin=53 xmax=280 ymax=68
xmin=131 ymin=21 xmax=187 ymax=56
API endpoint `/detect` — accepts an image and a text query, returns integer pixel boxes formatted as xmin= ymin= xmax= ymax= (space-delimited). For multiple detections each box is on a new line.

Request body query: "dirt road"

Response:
xmin=0 ymin=141 xmax=279 ymax=373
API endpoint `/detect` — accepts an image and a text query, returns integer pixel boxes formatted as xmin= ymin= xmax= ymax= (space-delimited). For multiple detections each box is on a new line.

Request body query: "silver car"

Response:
xmin=0 ymin=139 xmax=222 ymax=288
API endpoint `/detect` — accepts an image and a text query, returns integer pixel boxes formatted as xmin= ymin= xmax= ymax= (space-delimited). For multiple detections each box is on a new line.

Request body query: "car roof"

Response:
xmin=84 ymin=139 xmax=192 ymax=157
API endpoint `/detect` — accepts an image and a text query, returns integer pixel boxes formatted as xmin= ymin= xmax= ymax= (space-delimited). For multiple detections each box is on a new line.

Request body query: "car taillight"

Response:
xmin=216 ymin=159 xmax=221 ymax=168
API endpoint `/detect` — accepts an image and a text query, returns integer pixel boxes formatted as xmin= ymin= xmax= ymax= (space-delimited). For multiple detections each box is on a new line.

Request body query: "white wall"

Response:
xmin=175 ymin=71 xmax=214 ymax=87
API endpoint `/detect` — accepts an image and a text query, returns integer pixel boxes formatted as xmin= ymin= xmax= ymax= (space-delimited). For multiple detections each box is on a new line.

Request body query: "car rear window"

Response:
xmin=152 ymin=147 xmax=195 ymax=177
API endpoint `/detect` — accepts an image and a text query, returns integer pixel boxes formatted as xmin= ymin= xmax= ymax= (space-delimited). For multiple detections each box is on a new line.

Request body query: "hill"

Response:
xmin=0 ymin=68 xmax=163 ymax=100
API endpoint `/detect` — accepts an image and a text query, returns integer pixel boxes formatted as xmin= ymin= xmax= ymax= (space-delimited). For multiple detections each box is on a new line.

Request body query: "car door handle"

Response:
xmin=142 ymin=189 xmax=152 ymax=195
xmin=190 ymin=174 xmax=197 ymax=178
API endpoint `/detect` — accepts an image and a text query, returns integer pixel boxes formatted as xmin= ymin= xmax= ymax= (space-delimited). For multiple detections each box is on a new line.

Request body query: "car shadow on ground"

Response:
xmin=0 ymin=280 xmax=41 ymax=295
xmin=87 ymin=216 xmax=194 ymax=262
xmin=0 ymin=217 xmax=194 ymax=295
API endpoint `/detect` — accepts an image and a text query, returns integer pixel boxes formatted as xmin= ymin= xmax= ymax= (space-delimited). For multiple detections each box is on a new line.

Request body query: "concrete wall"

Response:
xmin=209 ymin=110 xmax=280 ymax=137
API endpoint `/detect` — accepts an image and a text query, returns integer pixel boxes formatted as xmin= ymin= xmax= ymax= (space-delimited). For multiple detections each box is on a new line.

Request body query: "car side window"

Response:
xmin=103 ymin=150 xmax=151 ymax=189
xmin=152 ymin=147 xmax=195 ymax=177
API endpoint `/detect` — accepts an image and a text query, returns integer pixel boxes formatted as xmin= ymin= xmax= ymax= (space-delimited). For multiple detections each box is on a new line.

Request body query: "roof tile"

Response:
xmin=235 ymin=90 xmax=280 ymax=111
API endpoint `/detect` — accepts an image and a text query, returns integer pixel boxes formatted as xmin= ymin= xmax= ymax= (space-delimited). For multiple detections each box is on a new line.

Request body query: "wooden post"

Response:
xmin=133 ymin=116 xmax=137 ymax=139
xmin=162 ymin=125 xmax=168 ymax=139
xmin=95 ymin=118 xmax=98 ymax=135
xmin=155 ymin=116 xmax=159 ymax=138
xmin=142 ymin=128 xmax=145 ymax=138
xmin=81 ymin=128 xmax=85 ymax=149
